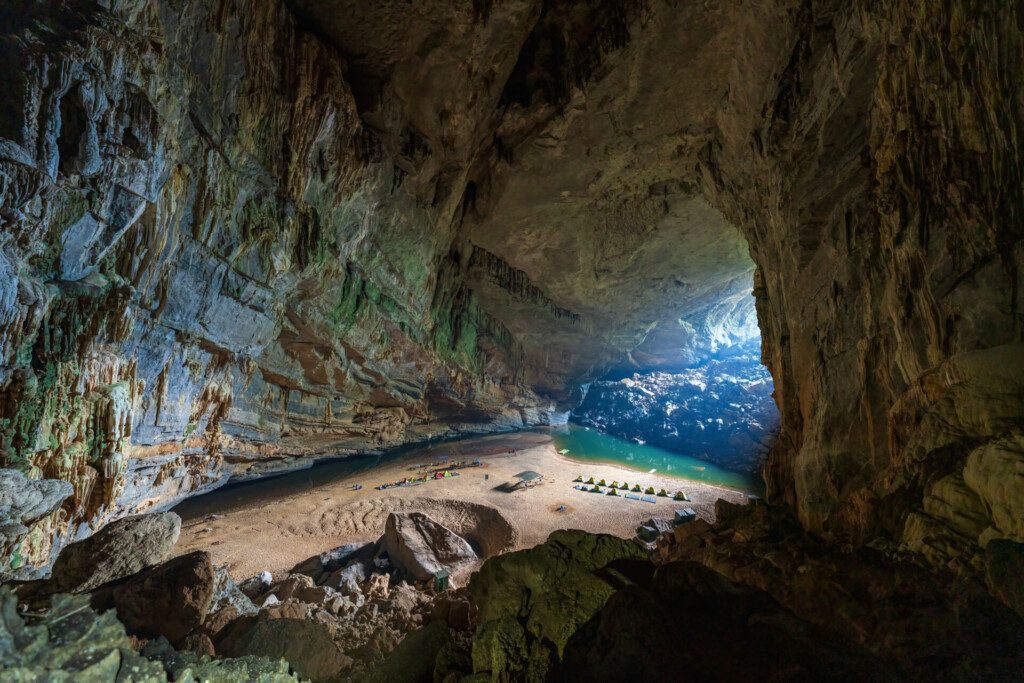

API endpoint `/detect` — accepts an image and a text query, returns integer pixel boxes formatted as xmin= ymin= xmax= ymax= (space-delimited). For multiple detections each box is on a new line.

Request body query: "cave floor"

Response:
xmin=174 ymin=430 xmax=749 ymax=580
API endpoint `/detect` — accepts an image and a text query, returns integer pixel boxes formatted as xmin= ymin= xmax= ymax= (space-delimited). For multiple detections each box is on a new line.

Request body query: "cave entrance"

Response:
xmin=568 ymin=273 xmax=780 ymax=479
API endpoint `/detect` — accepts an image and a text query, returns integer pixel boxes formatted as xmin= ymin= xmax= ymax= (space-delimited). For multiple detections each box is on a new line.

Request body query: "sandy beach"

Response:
xmin=175 ymin=430 xmax=751 ymax=580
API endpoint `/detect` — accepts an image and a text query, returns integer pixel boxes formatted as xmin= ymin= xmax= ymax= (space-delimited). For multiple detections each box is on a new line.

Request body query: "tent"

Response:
xmin=512 ymin=471 xmax=544 ymax=489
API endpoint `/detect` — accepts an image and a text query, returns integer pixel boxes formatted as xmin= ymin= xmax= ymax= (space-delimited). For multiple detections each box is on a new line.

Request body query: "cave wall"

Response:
xmin=704 ymin=0 xmax=1024 ymax=572
xmin=0 ymin=0 xmax=560 ymax=576
xmin=1 ymin=0 xmax=1021 ymax=584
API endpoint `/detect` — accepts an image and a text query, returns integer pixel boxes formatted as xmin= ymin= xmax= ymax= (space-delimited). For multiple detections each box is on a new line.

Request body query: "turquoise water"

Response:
xmin=550 ymin=424 xmax=763 ymax=494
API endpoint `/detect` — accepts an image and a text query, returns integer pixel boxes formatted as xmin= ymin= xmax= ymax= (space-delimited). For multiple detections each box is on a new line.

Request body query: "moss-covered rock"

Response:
xmin=0 ymin=587 xmax=297 ymax=682
xmin=466 ymin=530 xmax=645 ymax=680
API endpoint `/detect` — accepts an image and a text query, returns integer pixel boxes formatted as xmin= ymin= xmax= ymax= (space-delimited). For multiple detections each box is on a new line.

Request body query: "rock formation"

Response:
xmin=28 ymin=511 xmax=181 ymax=588
xmin=0 ymin=0 xmax=1021 ymax=671
xmin=381 ymin=511 xmax=479 ymax=582
xmin=0 ymin=586 xmax=300 ymax=681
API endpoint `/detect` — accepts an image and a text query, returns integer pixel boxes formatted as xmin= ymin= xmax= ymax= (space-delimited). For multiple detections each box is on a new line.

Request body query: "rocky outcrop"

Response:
xmin=572 ymin=339 xmax=779 ymax=473
xmin=0 ymin=469 xmax=72 ymax=579
xmin=30 ymin=511 xmax=180 ymax=589
xmin=381 ymin=512 xmax=478 ymax=582
xmin=0 ymin=586 xmax=299 ymax=681
xmin=701 ymin=0 xmax=1024 ymax=577
xmin=466 ymin=530 xmax=646 ymax=680
xmin=93 ymin=549 xmax=216 ymax=643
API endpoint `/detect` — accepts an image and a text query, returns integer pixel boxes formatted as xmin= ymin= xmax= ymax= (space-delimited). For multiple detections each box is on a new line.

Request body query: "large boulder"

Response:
xmin=467 ymin=530 xmax=646 ymax=680
xmin=93 ymin=550 xmax=215 ymax=643
xmin=555 ymin=560 xmax=886 ymax=681
xmin=45 ymin=512 xmax=181 ymax=593
xmin=216 ymin=616 xmax=351 ymax=682
xmin=381 ymin=512 xmax=478 ymax=582
xmin=290 ymin=542 xmax=365 ymax=582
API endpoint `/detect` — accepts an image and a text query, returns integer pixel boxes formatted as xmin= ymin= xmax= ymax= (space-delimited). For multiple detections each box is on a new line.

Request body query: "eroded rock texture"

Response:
xmin=0 ymin=0 xmax=1021 ymax=596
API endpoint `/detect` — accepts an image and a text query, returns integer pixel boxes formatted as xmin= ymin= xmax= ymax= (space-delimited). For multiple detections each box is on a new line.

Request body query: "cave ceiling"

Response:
xmin=289 ymin=0 xmax=760 ymax=396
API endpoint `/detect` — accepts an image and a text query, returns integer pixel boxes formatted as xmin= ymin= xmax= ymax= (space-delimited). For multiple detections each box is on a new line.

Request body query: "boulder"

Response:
xmin=216 ymin=616 xmax=351 ymax=682
xmin=380 ymin=512 xmax=478 ymax=582
xmin=45 ymin=512 xmax=181 ymax=593
xmin=467 ymin=530 xmax=646 ymax=680
xmin=202 ymin=605 xmax=240 ymax=639
xmin=364 ymin=572 xmax=390 ymax=600
xmin=290 ymin=542 xmax=365 ymax=581
xmin=261 ymin=600 xmax=313 ymax=621
xmin=211 ymin=565 xmax=258 ymax=616
xmin=179 ymin=631 xmax=216 ymax=657
xmin=93 ymin=550 xmax=215 ymax=643
xmin=239 ymin=570 xmax=273 ymax=599
xmin=327 ymin=559 xmax=368 ymax=595
xmin=271 ymin=573 xmax=341 ymax=604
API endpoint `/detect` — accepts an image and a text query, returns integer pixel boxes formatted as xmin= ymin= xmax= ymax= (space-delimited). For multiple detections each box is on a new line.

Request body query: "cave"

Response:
xmin=1 ymin=1 xmax=1022 ymax=680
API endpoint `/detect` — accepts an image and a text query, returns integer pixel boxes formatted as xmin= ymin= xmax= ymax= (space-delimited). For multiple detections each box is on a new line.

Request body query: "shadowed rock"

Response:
xmin=556 ymin=560 xmax=886 ymax=682
xmin=91 ymin=549 xmax=215 ymax=643
xmin=216 ymin=616 xmax=351 ymax=682
xmin=41 ymin=512 xmax=181 ymax=594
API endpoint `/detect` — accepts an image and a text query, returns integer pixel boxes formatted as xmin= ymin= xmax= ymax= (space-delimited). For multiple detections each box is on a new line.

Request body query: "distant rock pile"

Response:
xmin=572 ymin=340 xmax=779 ymax=472
xmin=8 ymin=509 xmax=485 ymax=681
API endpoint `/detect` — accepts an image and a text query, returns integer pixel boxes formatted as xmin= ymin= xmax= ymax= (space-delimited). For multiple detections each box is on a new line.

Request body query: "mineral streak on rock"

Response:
xmin=0 ymin=0 xmax=1020 ymax=603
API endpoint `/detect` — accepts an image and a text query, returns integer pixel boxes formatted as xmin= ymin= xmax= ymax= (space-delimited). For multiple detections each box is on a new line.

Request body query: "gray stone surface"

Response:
xmin=0 ymin=470 xmax=73 ymax=580
xmin=42 ymin=512 xmax=181 ymax=593
xmin=381 ymin=512 xmax=478 ymax=582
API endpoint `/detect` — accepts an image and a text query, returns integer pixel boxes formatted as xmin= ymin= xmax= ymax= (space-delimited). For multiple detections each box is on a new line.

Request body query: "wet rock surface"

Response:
xmin=572 ymin=340 xmax=779 ymax=473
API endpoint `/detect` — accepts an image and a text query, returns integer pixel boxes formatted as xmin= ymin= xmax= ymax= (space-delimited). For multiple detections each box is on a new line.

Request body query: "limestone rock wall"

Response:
xmin=0 ymin=0 xmax=557 ymax=577
xmin=704 ymin=0 xmax=1024 ymax=572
